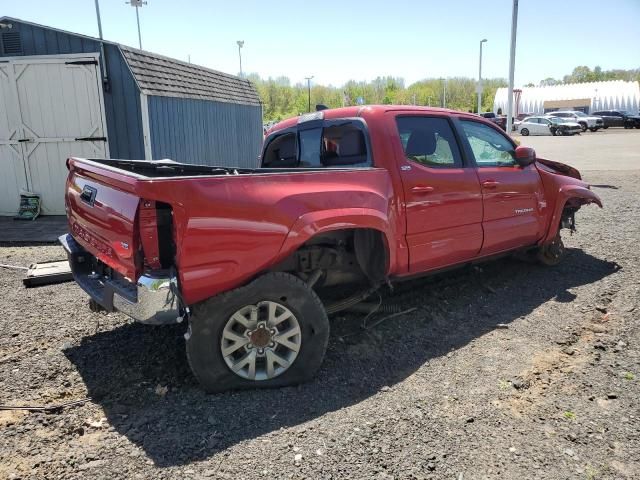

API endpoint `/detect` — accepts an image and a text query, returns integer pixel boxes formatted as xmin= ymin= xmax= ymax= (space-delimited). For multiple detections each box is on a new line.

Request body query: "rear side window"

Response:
xmin=396 ymin=116 xmax=462 ymax=168
xmin=261 ymin=121 xmax=371 ymax=168
xmin=262 ymin=133 xmax=297 ymax=167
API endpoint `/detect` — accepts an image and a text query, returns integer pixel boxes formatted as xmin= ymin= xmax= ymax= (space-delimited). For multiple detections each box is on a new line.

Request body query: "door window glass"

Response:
xmin=396 ymin=116 xmax=462 ymax=168
xmin=321 ymin=124 xmax=370 ymax=167
xmin=460 ymin=120 xmax=516 ymax=167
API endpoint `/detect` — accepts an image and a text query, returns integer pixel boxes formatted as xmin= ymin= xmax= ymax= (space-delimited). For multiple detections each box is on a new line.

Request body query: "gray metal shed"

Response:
xmin=0 ymin=17 xmax=263 ymax=215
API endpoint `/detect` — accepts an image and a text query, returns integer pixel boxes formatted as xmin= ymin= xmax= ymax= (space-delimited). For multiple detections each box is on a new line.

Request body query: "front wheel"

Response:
xmin=536 ymin=234 xmax=566 ymax=266
xmin=551 ymin=128 xmax=558 ymax=136
xmin=579 ymin=122 xmax=587 ymax=132
xmin=520 ymin=128 xmax=530 ymax=136
xmin=186 ymin=272 xmax=330 ymax=393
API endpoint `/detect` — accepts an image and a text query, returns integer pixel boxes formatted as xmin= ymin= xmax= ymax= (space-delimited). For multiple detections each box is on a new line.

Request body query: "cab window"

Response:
xmin=261 ymin=121 xmax=371 ymax=168
xmin=460 ymin=120 xmax=516 ymax=167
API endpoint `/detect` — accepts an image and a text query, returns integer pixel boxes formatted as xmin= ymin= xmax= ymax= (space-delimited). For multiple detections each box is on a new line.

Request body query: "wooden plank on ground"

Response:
xmin=23 ymin=260 xmax=73 ymax=287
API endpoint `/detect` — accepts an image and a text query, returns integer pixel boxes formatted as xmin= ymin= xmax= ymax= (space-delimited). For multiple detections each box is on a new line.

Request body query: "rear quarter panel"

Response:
xmin=160 ymin=169 xmax=396 ymax=305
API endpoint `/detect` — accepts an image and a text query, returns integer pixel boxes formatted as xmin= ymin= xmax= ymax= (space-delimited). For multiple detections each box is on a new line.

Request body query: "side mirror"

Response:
xmin=514 ymin=146 xmax=536 ymax=167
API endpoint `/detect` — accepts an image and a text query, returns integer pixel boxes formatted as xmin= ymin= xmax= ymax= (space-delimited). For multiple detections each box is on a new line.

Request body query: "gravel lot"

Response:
xmin=1 ymin=163 xmax=639 ymax=477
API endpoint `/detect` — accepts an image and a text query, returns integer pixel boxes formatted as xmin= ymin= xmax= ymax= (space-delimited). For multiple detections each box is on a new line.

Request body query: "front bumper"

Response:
xmin=59 ymin=234 xmax=180 ymax=325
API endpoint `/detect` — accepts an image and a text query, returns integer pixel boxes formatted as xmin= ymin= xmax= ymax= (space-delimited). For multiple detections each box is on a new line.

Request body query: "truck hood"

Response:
xmin=535 ymin=157 xmax=582 ymax=180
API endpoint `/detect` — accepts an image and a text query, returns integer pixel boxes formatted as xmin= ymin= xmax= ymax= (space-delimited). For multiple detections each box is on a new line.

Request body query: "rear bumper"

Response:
xmin=59 ymin=234 xmax=180 ymax=325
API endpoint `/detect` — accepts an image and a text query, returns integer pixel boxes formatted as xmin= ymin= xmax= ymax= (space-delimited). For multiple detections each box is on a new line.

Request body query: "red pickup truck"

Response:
xmin=60 ymin=105 xmax=601 ymax=392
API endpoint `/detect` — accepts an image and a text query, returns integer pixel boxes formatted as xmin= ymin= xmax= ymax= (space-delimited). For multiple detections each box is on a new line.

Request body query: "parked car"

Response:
xmin=60 ymin=105 xmax=602 ymax=392
xmin=547 ymin=111 xmax=604 ymax=132
xmin=480 ymin=111 xmax=507 ymax=130
xmin=516 ymin=112 xmax=535 ymax=121
xmin=547 ymin=117 xmax=583 ymax=136
xmin=515 ymin=116 xmax=581 ymax=136
xmin=591 ymin=110 xmax=640 ymax=129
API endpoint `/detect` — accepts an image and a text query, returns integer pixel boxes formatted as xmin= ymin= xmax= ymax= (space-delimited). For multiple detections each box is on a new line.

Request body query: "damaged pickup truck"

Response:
xmin=60 ymin=105 xmax=602 ymax=392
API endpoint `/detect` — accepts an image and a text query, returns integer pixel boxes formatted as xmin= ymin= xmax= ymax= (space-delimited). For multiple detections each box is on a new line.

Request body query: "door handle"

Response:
xmin=411 ymin=185 xmax=434 ymax=193
xmin=482 ymin=180 xmax=500 ymax=189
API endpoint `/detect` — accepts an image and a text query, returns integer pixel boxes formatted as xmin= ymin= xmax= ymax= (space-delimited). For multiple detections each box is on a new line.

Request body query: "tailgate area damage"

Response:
xmin=59 ymin=234 xmax=180 ymax=325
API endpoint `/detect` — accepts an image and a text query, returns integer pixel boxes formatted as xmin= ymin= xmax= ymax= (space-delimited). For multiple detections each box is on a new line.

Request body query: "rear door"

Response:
xmin=394 ymin=114 xmax=483 ymax=272
xmin=458 ymin=119 xmax=546 ymax=255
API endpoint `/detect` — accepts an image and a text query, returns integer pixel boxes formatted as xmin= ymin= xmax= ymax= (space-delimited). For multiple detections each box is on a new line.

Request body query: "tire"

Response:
xmin=520 ymin=128 xmax=529 ymax=136
xmin=186 ymin=272 xmax=330 ymax=393
xmin=551 ymin=128 xmax=557 ymax=136
xmin=579 ymin=122 xmax=587 ymax=132
xmin=603 ymin=126 xmax=609 ymax=129
xmin=536 ymin=234 xmax=566 ymax=266
xmin=589 ymin=127 xmax=597 ymax=132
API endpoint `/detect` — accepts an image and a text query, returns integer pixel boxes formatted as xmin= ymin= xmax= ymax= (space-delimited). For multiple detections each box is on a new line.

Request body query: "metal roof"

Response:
xmin=120 ymin=46 xmax=261 ymax=106
xmin=0 ymin=16 xmax=261 ymax=107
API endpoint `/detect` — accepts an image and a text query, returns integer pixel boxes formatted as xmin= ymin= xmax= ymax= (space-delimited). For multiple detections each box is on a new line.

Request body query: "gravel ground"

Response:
xmin=1 ymin=170 xmax=638 ymax=480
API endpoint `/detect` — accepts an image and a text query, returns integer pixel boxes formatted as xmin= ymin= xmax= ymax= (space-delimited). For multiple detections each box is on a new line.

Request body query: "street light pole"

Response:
xmin=237 ymin=41 xmax=244 ymax=77
xmin=477 ymin=39 xmax=487 ymax=114
xmin=305 ymin=76 xmax=314 ymax=112
xmin=94 ymin=0 xmax=104 ymax=40
xmin=506 ymin=0 xmax=519 ymax=133
xmin=126 ymin=1 xmax=147 ymax=50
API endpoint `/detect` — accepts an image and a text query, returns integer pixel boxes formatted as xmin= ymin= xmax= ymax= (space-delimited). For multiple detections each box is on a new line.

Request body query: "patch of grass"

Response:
xmin=498 ymin=379 xmax=510 ymax=391
xmin=623 ymin=372 xmax=635 ymax=381
xmin=563 ymin=410 xmax=576 ymax=420
xmin=585 ymin=465 xmax=600 ymax=480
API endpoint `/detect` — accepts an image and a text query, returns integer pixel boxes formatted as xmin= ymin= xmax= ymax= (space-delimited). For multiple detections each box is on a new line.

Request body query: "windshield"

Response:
xmin=572 ymin=111 xmax=587 ymax=117
xmin=619 ymin=110 xmax=629 ymax=115
xmin=549 ymin=117 xmax=569 ymax=124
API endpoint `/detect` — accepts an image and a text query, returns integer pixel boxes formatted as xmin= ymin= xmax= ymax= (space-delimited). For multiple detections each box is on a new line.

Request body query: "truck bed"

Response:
xmin=88 ymin=158 xmax=364 ymax=178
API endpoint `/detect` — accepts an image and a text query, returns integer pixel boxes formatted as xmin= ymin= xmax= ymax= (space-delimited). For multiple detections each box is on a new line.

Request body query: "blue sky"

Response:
xmin=3 ymin=0 xmax=639 ymax=87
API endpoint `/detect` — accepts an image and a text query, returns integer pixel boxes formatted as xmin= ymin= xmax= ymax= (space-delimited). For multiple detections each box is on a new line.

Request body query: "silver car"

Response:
xmin=515 ymin=116 xmax=581 ymax=136
xmin=546 ymin=111 xmax=604 ymax=132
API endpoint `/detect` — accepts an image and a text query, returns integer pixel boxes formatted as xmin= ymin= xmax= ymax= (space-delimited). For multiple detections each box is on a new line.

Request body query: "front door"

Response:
xmin=458 ymin=119 xmax=546 ymax=255
xmin=394 ymin=114 xmax=483 ymax=273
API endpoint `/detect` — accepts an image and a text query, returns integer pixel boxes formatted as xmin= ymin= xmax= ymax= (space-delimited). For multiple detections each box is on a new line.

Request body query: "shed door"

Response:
xmin=0 ymin=61 xmax=29 ymax=215
xmin=0 ymin=55 xmax=108 ymax=215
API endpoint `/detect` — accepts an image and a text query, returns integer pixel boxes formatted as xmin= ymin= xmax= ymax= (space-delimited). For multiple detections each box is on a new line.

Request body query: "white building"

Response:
xmin=493 ymin=80 xmax=640 ymax=116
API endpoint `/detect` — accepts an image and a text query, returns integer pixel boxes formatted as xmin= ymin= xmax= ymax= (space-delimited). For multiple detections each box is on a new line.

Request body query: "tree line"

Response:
xmin=248 ymin=65 xmax=639 ymax=122
xmin=534 ymin=66 xmax=640 ymax=87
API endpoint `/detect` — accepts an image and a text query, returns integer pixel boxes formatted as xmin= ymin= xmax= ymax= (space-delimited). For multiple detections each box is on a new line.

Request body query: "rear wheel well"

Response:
xmin=271 ymin=228 xmax=388 ymax=289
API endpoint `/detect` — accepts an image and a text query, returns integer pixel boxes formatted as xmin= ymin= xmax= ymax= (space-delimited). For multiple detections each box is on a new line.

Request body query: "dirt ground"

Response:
xmin=1 ymin=169 xmax=638 ymax=480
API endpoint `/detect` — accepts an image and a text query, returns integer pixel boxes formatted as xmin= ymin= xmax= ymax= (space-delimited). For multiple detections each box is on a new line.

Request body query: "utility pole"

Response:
xmin=506 ymin=0 xmax=519 ymax=133
xmin=477 ymin=38 xmax=487 ymax=113
xmin=442 ymin=79 xmax=447 ymax=108
xmin=237 ymin=41 xmax=244 ymax=77
xmin=127 ymin=0 xmax=147 ymax=50
xmin=305 ymin=76 xmax=314 ymax=112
